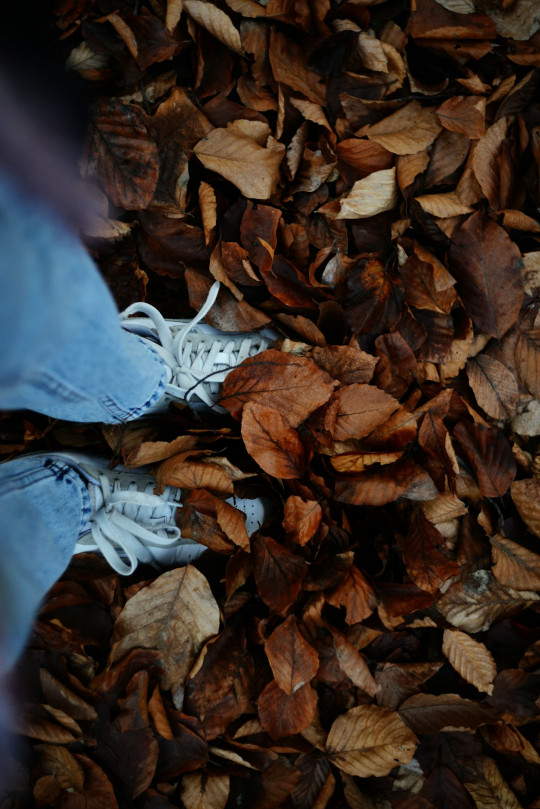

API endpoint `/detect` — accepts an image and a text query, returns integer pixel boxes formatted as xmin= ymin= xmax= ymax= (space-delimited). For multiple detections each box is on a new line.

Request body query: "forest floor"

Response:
xmin=2 ymin=1 xmax=540 ymax=808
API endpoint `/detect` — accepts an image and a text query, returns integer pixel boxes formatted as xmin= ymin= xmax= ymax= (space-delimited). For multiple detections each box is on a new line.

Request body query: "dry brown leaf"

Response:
xmin=510 ymin=479 xmax=540 ymax=540
xmin=241 ymin=402 xmax=306 ymax=479
xmin=420 ymin=492 xmax=467 ymax=524
xmin=331 ymin=450 xmax=403 ymax=473
xmin=333 ymin=384 xmax=400 ymax=441
xmin=166 ymin=0 xmax=183 ymax=31
xmin=220 ymin=349 xmax=337 ymax=427
xmin=194 ymin=127 xmax=285 ymax=200
xmin=464 ymin=756 xmax=523 ymax=809
xmin=515 ymin=330 xmax=540 ymax=399
xmin=466 ymin=355 xmax=519 ymax=422
xmin=414 ymin=192 xmax=473 ymax=218
xmin=198 ymin=182 xmax=217 ymax=244
xmin=361 ymin=102 xmax=442 ymax=155
xmin=436 ymin=573 xmax=539 ymax=633
xmin=490 ymin=534 xmax=540 ymax=590
xmin=521 ymin=251 xmax=540 ymax=294
xmin=471 ymin=118 xmax=508 ymax=209
xmin=265 ymin=615 xmax=319 ymax=695
xmin=283 ymin=496 xmax=322 ymax=545
xmin=180 ymin=773 xmax=230 ymax=809
xmin=184 ymin=0 xmax=243 ymax=53
xmin=125 ymin=435 xmax=197 ymax=467
xmin=447 ymin=211 xmax=523 ymax=340
xmin=156 ymin=457 xmax=234 ymax=494
xmin=436 ymin=95 xmax=485 ymax=139
xmin=399 ymin=692 xmax=495 ymax=734
xmin=109 ymin=566 xmax=219 ymax=704
xmin=336 ymin=168 xmax=397 ymax=219
xmin=442 ymin=629 xmax=497 ymax=695
xmin=258 ymin=679 xmax=317 ymax=739
xmin=326 ymin=705 xmax=417 ymax=777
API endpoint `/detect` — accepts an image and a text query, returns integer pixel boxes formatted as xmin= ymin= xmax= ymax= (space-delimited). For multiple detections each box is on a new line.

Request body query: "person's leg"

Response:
xmin=0 ymin=171 xmax=166 ymax=423
xmin=0 ymin=454 xmax=91 ymax=672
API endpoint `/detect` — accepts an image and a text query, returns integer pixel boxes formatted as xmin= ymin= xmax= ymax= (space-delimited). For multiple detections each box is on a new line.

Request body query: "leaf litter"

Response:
xmin=3 ymin=0 xmax=540 ymax=807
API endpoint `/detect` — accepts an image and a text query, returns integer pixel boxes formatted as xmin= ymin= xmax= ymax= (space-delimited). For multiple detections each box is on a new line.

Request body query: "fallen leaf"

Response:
xmin=399 ymin=693 xmax=496 ymax=734
xmin=466 ymin=355 xmax=519 ymax=422
xmin=515 ymin=330 xmax=540 ymax=399
xmin=326 ymin=705 xmax=418 ymax=777
xmin=283 ymin=496 xmax=322 ymax=545
xmin=220 ymin=349 xmax=337 ymax=427
xmin=447 ymin=211 xmax=523 ymax=340
xmin=253 ymin=535 xmax=308 ymax=613
xmin=491 ymin=534 xmax=540 ymax=590
xmin=510 ymin=478 xmax=540 ymax=539
xmin=184 ymin=0 xmax=243 ymax=53
xmin=332 ymin=384 xmax=400 ymax=441
xmin=362 ymin=102 xmax=442 ymax=155
xmin=194 ymin=127 xmax=285 ymax=199
xmin=109 ymin=566 xmax=219 ymax=704
xmin=336 ymin=168 xmax=398 ymax=219
xmin=398 ymin=511 xmax=460 ymax=594
xmin=83 ymin=99 xmax=159 ymax=210
xmin=436 ymin=96 xmax=485 ymax=139
xmin=264 ymin=615 xmax=319 ymax=695
xmin=442 ymin=629 xmax=497 ymax=695
xmin=180 ymin=773 xmax=230 ymax=809
xmin=453 ymin=420 xmax=516 ymax=498
xmin=258 ymin=680 xmax=317 ymax=739
xmin=464 ymin=756 xmax=523 ymax=809
xmin=241 ymin=402 xmax=306 ymax=479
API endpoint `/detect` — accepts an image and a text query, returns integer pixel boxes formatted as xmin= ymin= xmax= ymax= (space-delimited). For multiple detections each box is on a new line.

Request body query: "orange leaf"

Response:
xmin=326 ymin=564 xmax=377 ymax=625
xmin=258 ymin=680 xmax=317 ymax=740
xmin=220 ymin=349 xmax=337 ymax=427
xmin=241 ymin=402 xmax=306 ymax=479
xmin=283 ymin=496 xmax=322 ymax=545
xmin=335 ymin=457 xmax=437 ymax=506
xmin=332 ymin=384 xmax=400 ymax=441
xmin=264 ymin=615 xmax=319 ymax=695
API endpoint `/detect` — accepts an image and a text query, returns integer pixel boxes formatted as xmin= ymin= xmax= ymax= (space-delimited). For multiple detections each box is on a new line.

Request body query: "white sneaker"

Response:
xmin=120 ymin=282 xmax=278 ymax=412
xmin=35 ymin=452 xmax=269 ymax=576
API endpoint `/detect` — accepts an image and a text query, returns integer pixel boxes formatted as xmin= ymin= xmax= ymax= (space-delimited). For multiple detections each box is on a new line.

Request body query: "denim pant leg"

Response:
xmin=0 ymin=455 xmax=92 ymax=674
xmin=0 ymin=172 xmax=167 ymax=423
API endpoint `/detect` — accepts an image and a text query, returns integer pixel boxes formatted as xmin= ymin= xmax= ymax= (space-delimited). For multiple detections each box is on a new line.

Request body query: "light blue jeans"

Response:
xmin=0 ymin=172 xmax=167 ymax=673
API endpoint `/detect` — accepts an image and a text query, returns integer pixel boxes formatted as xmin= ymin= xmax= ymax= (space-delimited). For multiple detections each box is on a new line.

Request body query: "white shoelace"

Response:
xmin=122 ymin=282 xmax=261 ymax=407
xmin=87 ymin=474 xmax=182 ymax=575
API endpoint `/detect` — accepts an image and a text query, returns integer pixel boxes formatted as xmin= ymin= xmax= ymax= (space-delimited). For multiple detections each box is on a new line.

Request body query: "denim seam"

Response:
xmin=99 ymin=336 xmax=167 ymax=422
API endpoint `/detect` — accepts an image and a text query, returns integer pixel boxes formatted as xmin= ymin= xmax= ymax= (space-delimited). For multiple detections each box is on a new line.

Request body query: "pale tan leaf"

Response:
xmin=109 ymin=566 xmax=220 ymax=702
xmin=107 ymin=13 xmax=139 ymax=61
xmin=356 ymin=32 xmax=389 ymax=72
xmin=194 ymin=128 xmax=285 ymax=200
xmin=83 ymin=215 xmax=133 ymax=241
xmin=289 ymin=97 xmax=331 ymax=130
xmin=442 ymin=629 xmax=497 ymax=695
xmin=66 ymin=42 xmax=109 ymax=80
xmin=180 ymin=773 xmax=230 ymax=809
xmin=471 ymin=118 xmax=508 ymax=208
xmin=414 ymin=192 xmax=473 ymax=218
xmin=511 ymin=478 xmax=540 ymax=538
xmin=326 ymin=705 xmax=417 ymax=777
xmin=490 ymin=534 xmax=540 ymax=590
xmin=361 ymin=102 xmax=442 ymax=155
xmin=227 ymin=118 xmax=272 ymax=145
xmin=464 ymin=756 xmax=523 ymax=809
xmin=501 ymin=210 xmax=540 ymax=232
xmin=125 ymin=435 xmax=197 ymax=467
xmin=420 ymin=492 xmax=467 ymax=524
xmin=522 ymin=252 xmax=540 ymax=295
xmin=184 ymin=0 xmax=244 ymax=53
xmin=336 ymin=168 xmax=397 ymax=219
xmin=486 ymin=0 xmax=540 ymax=40
xmin=466 ymin=355 xmax=519 ymax=422
xmin=166 ymin=0 xmax=183 ymax=31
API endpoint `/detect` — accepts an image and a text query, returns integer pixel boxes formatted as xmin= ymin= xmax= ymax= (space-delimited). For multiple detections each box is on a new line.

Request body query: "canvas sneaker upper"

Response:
xmin=120 ymin=282 xmax=278 ymax=412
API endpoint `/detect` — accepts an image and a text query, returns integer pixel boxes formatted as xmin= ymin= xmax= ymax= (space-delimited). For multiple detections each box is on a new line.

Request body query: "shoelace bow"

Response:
xmin=121 ymin=281 xmax=260 ymax=407
xmin=90 ymin=474 xmax=182 ymax=576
